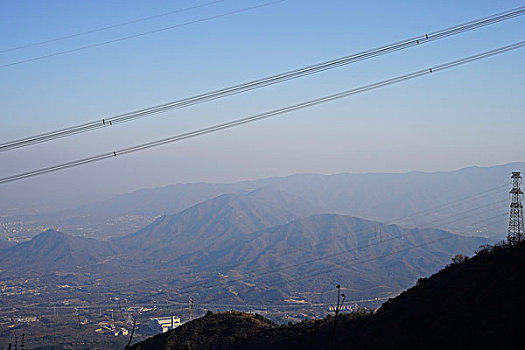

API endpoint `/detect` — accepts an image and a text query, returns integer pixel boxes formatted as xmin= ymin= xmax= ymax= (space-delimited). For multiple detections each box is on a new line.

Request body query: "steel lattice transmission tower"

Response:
xmin=507 ymin=171 xmax=525 ymax=245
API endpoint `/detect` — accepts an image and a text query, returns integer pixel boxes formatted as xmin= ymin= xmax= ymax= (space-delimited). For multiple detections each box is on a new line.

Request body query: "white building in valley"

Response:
xmin=149 ymin=316 xmax=181 ymax=333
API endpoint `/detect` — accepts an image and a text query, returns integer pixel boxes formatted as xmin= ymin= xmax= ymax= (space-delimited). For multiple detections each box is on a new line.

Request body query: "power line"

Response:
xmin=1 ymin=40 xmax=524 ymax=185
xmin=0 ymin=0 xmax=228 ymax=54
xmin=0 ymin=206 xmax=503 ymax=311
xmin=180 ymin=292 xmax=401 ymax=310
xmin=153 ymin=210 xmax=507 ymax=299
xmin=416 ymin=198 xmax=508 ymax=227
xmin=201 ymin=212 xmax=508 ymax=302
xmin=199 ymin=186 xmax=510 ymax=272
xmin=460 ymin=212 xmax=509 ymax=232
xmin=0 ymin=293 xmax=399 ymax=311
xmin=248 ymin=208 xmax=508 ymax=276
xmin=391 ymin=183 xmax=508 ymax=225
xmin=1 ymin=6 xmax=524 ymax=151
xmin=255 ymin=237 xmax=456 ymax=290
xmin=5 ymin=209 xmax=506 ymax=327
xmin=0 ymin=0 xmax=285 ymax=69
xmin=33 ymin=185 xmax=509 ymax=296
xmin=173 ymin=196 xmax=508 ymax=277
xmin=169 ymin=213 xmax=505 ymax=309
xmin=0 ymin=230 xmax=470 ymax=311
xmin=0 ymin=209 xmax=506 ymax=312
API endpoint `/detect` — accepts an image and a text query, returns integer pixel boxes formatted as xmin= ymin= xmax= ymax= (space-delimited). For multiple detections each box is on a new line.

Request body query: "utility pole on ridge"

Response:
xmin=188 ymin=297 xmax=195 ymax=321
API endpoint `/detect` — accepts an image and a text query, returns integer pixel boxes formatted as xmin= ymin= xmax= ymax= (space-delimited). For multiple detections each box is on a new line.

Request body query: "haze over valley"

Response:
xmin=1 ymin=1 xmax=524 ymax=348
xmin=1 ymin=162 xmax=517 ymax=241
xmin=0 ymin=163 xmax=516 ymax=347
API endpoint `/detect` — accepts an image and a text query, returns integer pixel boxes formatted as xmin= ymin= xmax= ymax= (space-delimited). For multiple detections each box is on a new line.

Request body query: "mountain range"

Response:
xmin=130 ymin=241 xmax=525 ymax=349
xmin=0 ymin=229 xmax=117 ymax=273
xmin=77 ymin=162 xmax=520 ymax=220
xmin=0 ymin=188 xmax=489 ymax=305
xmin=8 ymin=162 xmax=518 ymax=240
xmin=116 ymin=189 xmax=320 ymax=259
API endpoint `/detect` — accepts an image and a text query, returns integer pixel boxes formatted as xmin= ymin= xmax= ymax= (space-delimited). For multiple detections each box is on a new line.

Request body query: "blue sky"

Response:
xmin=0 ymin=0 xmax=524 ymax=207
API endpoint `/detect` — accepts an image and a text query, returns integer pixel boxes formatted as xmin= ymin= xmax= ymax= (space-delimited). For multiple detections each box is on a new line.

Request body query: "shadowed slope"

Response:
xmin=116 ymin=189 xmax=320 ymax=259
xmin=0 ymin=229 xmax=117 ymax=273
xmin=131 ymin=243 xmax=525 ymax=349
xmin=0 ymin=237 xmax=14 ymax=250
xmin=181 ymin=214 xmax=488 ymax=304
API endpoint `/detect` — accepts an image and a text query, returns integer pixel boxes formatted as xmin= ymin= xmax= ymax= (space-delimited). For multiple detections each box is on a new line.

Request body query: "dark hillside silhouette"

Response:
xmin=131 ymin=242 xmax=525 ymax=349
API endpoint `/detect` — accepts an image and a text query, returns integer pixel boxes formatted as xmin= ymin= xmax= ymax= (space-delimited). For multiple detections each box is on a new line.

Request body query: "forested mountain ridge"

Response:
xmin=131 ymin=241 xmax=525 ymax=349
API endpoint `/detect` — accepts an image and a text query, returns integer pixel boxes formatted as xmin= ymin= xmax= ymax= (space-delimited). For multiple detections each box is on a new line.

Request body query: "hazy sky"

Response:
xmin=1 ymin=0 xmax=524 ymax=209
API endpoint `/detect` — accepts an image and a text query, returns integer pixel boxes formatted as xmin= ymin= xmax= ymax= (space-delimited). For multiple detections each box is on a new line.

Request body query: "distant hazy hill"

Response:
xmin=169 ymin=213 xmax=488 ymax=304
xmin=116 ymin=189 xmax=320 ymax=260
xmin=131 ymin=242 xmax=525 ymax=350
xmin=76 ymin=181 xmax=268 ymax=216
xmin=0 ymin=229 xmax=117 ymax=273
xmin=0 ymin=212 xmax=488 ymax=312
xmin=115 ymin=186 xmax=488 ymax=304
xmin=69 ymin=162 xmax=521 ymax=238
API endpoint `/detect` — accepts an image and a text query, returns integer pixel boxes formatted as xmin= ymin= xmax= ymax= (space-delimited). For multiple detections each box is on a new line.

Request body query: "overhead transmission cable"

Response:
xmin=242 ymin=203 xmax=509 ymax=276
xmin=141 ymin=208 xmax=508 ymax=299
xmin=0 ymin=0 xmax=285 ymax=69
xmin=0 ymin=0 xmax=228 ymax=54
xmin=61 ymin=188 xmax=511 ymax=294
xmin=9 ymin=293 xmax=398 ymax=311
xmin=23 ymin=211 xmax=506 ymax=312
xmin=460 ymin=212 xmax=510 ymax=232
xmin=0 ymin=219 xmax=483 ymax=312
xmin=192 ymin=213 xmax=509 ymax=307
xmin=173 ymin=194 xmax=509 ymax=276
xmin=1 ymin=40 xmax=524 ymax=185
xmin=170 ymin=213 xmax=506 ymax=308
xmin=1 ymin=210 xmax=507 ymax=311
xmin=390 ymin=183 xmax=508 ymax=224
xmin=417 ymin=198 xmax=508 ymax=228
xmin=10 ymin=192 xmax=505 ymax=302
xmin=1 ymin=6 xmax=524 ymax=152
xmin=50 ymin=210 xmax=517 ymax=307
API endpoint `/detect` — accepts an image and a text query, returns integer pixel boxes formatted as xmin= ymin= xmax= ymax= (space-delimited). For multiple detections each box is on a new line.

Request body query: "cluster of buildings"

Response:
xmin=149 ymin=316 xmax=182 ymax=333
xmin=93 ymin=315 xmax=182 ymax=337
xmin=95 ymin=322 xmax=130 ymax=336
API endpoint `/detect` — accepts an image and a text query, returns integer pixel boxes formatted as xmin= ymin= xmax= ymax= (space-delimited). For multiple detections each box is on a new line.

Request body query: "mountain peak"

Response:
xmin=0 ymin=229 xmax=116 ymax=273
xmin=117 ymin=190 xmax=320 ymax=259
xmin=38 ymin=228 xmax=68 ymax=239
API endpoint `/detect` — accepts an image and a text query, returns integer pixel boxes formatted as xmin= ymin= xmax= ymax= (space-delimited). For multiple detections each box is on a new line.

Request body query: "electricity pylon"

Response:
xmin=507 ymin=172 xmax=525 ymax=245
